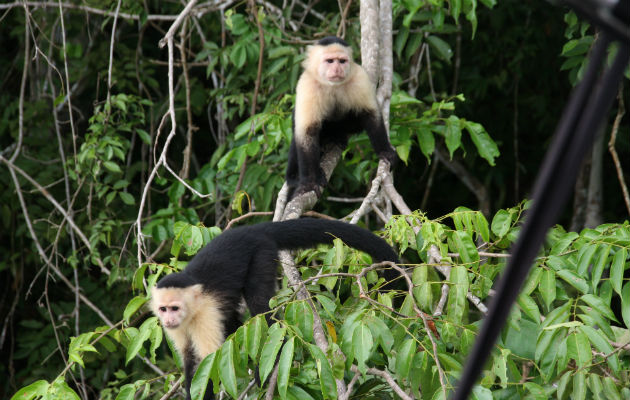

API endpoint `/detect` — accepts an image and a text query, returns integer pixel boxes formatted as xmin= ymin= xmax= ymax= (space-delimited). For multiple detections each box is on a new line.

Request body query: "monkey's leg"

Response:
xmin=243 ymin=245 xmax=279 ymax=323
xmin=286 ymin=138 xmax=299 ymax=186
xmin=295 ymin=131 xmax=326 ymax=195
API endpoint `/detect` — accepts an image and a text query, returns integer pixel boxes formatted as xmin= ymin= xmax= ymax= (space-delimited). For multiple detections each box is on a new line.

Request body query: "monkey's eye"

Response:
xmin=171 ymin=306 xmax=179 ymax=311
xmin=325 ymin=59 xmax=334 ymax=64
xmin=159 ymin=307 xmax=167 ymax=312
xmin=339 ymin=59 xmax=347 ymax=64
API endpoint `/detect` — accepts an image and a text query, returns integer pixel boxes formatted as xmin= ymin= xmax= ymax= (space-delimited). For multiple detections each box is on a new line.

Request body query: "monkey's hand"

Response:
xmin=379 ymin=148 xmax=398 ymax=168
xmin=293 ymin=182 xmax=324 ymax=198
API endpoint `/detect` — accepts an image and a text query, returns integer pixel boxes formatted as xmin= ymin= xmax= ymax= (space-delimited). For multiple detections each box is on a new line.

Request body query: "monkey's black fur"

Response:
xmin=317 ymin=35 xmax=349 ymax=47
xmin=156 ymin=218 xmax=398 ymax=400
xmin=157 ymin=218 xmax=398 ymax=332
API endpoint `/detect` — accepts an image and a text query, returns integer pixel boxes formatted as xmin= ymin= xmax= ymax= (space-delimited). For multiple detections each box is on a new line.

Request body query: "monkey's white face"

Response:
xmin=156 ymin=301 xmax=187 ymax=329
xmin=317 ymin=48 xmax=351 ymax=85
xmin=151 ymin=286 xmax=199 ymax=330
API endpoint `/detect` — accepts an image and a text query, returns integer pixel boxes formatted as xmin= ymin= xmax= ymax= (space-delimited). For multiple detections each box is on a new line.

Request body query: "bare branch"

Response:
xmin=0 ymin=1 xmax=233 ymax=21
xmin=158 ymin=377 xmax=184 ymax=400
xmin=0 ymin=156 xmax=110 ymax=275
xmin=350 ymin=365 xmax=414 ymax=400
xmin=608 ymin=85 xmax=629 ymax=216
xmin=350 ymin=160 xmax=390 ymax=224
xmin=159 ymin=0 xmax=199 ymax=49
xmin=225 ymin=211 xmax=274 ymax=230
xmin=264 ymin=363 xmax=280 ymax=400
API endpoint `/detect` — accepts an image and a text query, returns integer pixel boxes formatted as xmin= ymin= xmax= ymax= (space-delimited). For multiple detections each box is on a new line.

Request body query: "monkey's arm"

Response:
xmin=363 ymin=112 xmax=398 ymax=166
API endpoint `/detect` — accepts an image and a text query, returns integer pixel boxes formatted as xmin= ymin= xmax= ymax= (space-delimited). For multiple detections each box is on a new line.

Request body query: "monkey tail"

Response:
xmin=260 ymin=218 xmax=399 ymax=264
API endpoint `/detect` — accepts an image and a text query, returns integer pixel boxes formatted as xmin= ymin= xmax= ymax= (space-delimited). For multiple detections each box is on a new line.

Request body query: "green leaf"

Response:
xmin=277 ymin=336 xmax=295 ymax=399
xmin=491 ymin=209 xmax=511 ymax=238
xmin=218 ymin=340 xmax=238 ymax=398
xmin=268 ymin=46 xmax=294 ymax=58
xmin=352 ymin=323 xmax=373 ymax=372
xmin=126 ymin=317 xmax=157 ymax=365
xmin=557 ymin=269 xmax=589 ymax=293
xmin=230 ymin=44 xmax=247 ymax=69
xmin=259 ymin=323 xmax=286 ymax=383
xmin=123 ymin=295 xmax=148 ymax=323
xmin=573 ymin=371 xmax=587 ymax=400
xmin=450 ymin=230 xmax=479 ymax=268
xmin=522 ymin=267 xmax=543 ymax=295
xmin=395 ymin=338 xmax=415 ymax=381
xmin=426 ymin=35 xmax=453 ymax=62
xmin=412 ymin=265 xmax=433 ymax=312
xmin=473 ymin=213 xmax=490 ymax=243
xmin=395 ymin=142 xmax=411 ymax=164
xmin=148 ymin=323 xmax=162 ymax=363
xmin=567 ymin=330 xmax=592 ymax=368
xmin=190 ymin=353 xmax=215 ymax=400
xmin=579 ymin=294 xmax=617 ymax=321
xmin=115 ymin=384 xmax=136 ymax=400
xmin=298 ymin=301 xmax=314 ymax=343
xmin=245 ymin=314 xmax=266 ymax=360
xmin=119 ymin=191 xmax=135 ymax=205
xmin=464 ymin=121 xmax=500 ymax=166
xmin=103 ymin=160 xmax=122 ymax=173
xmin=576 ymin=243 xmax=598 ymax=277
xmin=540 ymin=269 xmax=556 ymax=309
xmin=579 ymin=325 xmax=619 ymax=372
xmin=308 ymin=344 xmax=337 ymax=399
xmin=492 ymin=349 xmax=509 ymax=388
xmin=602 ymin=376 xmax=622 ymax=400
xmin=610 ymin=248 xmax=627 ymax=295
xmin=182 ymin=225 xmax=203 ymax=256
xmin=591 ymin=244 xmax=611 ymax=288
xmin=556 ymin=370 xmax=572 ymax=400
xmin=416 ymin=125 xmax=435 ymax=160
xmin=69 ymin=332 xmax=98 ymax=368
xmin=444 ymin=115 xmax=462 ymax=157
xmin=367 ymin=316 xmax=394 ymax=353
xmin=136 ymin=129 xmax=151 ymax=145
xmin=621 ymin=281 xmax=630 ymax=329
xmin=517 ymin=293 xmax=540 ymax=323
xmin=10 ymin=379 xmax=49 ymax=400
xmin=588 ymin=374 xmax=605 ymax=400
xmin=445 ymin=265 xmax=469 ymax=343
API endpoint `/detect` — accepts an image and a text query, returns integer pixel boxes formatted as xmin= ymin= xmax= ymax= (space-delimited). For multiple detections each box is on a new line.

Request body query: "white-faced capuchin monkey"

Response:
xmin=151 ymin=218 xmax=398 ymax=400
xmin=286 ymin=36 xmax=398 ymax=199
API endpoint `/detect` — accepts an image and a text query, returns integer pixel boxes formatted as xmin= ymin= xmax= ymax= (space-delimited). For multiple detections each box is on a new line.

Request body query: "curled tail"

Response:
xmin=259 ymin=218 xmax=399 ymax=264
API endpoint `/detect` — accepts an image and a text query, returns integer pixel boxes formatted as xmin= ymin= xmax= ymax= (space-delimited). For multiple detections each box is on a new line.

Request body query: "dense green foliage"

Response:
xmin=0 ymin=0 xmax=628 ymax=399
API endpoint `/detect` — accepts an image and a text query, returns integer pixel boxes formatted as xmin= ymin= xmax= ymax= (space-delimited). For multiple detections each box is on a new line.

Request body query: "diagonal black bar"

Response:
xmin=451 ymin=31 xmax=630 ymax=400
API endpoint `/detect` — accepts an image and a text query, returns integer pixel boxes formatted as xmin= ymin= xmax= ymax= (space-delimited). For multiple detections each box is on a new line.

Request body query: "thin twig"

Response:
xmin=225 ymin=211 xmax=274 ymax=230
xmin=350 ymin=160 xmax=390 ymax=224
xmin=0 ymin=156 xmax=110 ymax=275
xmin=158 ymin=377 xmax=184 ymax=400
xmin=607 ymin=85 xmax=629 ymax=216
xmin=137 ymin=1 xmax=198 ymax=266
xmin=106 ymin=0 xmax=122 ymax=106
xmin=350 ymin=365 xmax=414 ymax=400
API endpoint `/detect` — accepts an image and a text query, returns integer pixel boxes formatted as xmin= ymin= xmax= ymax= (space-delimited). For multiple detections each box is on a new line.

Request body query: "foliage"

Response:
xmin=0 ymin=0 xmax=628 ymax=399
xmin=14 ymin=207 xmax=630 ymax=399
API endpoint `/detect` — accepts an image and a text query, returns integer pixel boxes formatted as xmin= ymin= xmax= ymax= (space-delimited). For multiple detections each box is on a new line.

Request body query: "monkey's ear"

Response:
xmin=190 ymin=284 xmax=204 ymax=297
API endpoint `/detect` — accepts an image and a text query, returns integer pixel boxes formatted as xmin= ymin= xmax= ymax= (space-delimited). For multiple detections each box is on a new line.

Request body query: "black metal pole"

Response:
xmin=451 ymin=30 xmax=630 ymax=400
